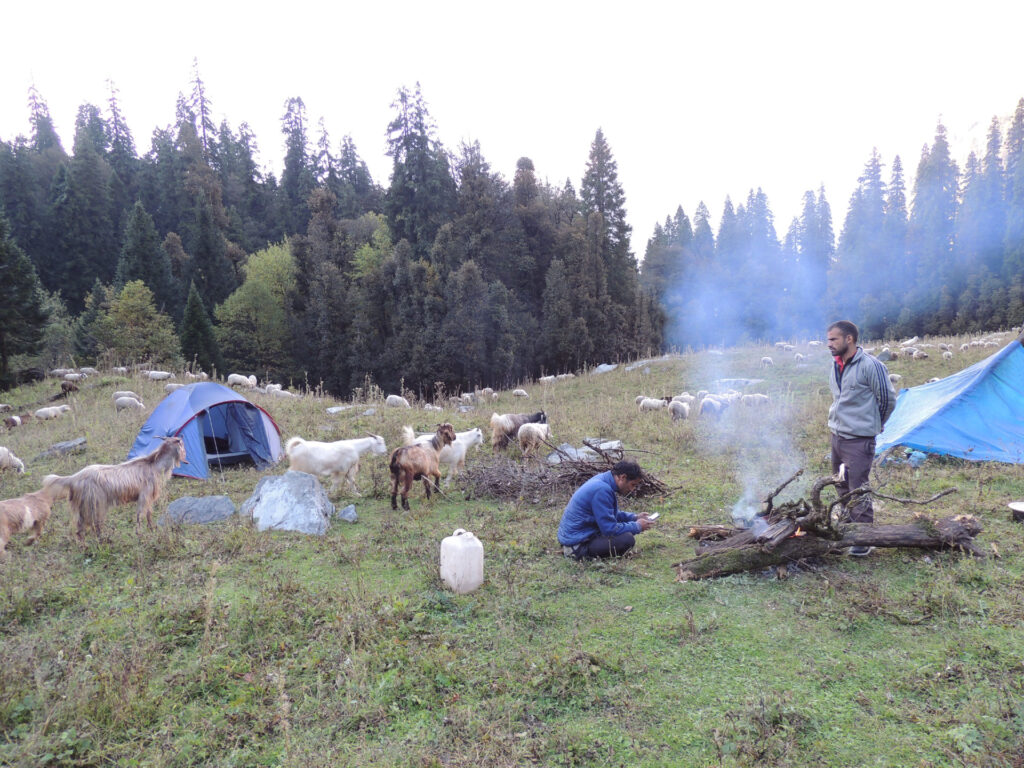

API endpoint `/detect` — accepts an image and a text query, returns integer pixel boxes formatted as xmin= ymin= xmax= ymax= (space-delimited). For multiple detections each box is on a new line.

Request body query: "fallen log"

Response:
xmin=673 ymin=514 xmax=983 ymax=581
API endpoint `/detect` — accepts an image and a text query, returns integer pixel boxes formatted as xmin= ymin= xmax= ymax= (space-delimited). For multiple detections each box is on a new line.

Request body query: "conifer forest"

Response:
xmin=2 ymin=73 xmax=1023 ymax=394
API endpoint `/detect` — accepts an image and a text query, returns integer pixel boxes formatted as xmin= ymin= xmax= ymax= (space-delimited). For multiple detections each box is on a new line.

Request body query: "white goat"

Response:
xmin=285 ymin=434 xmax=387 ymax=495
xmin=669 ymin=400 xmax=690 ymax=421
xmin=115 ymin=396 xmax=146 ymax=413
xmin=34 ymin=405 xmax=71 ymax=420
xmin=517 ymin=422 xmax=551 ymax=457
xmin=386 ymin=394 xmax=411 ymax=408
xmin=402 ymin=425 xmax=484 ymax=485
xmin=0 ymin=446 xmax=26 ymax=474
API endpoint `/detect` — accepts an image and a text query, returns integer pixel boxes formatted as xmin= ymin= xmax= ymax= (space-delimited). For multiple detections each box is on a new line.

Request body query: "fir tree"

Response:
xmin=179 ymin=280 xmax=223 ymax=375
xmin=0 ymin=215 xmax=48 ymax=387
xmin=115 ymin=201 xmax=178 ymax=314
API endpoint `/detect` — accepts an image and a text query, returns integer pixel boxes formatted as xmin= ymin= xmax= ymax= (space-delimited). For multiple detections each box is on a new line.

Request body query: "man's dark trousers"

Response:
xmin=830 ymin=433 xmax=876 ymax=523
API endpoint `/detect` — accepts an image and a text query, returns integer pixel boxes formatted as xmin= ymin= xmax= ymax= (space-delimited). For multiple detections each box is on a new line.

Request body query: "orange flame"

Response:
xmin=792 ymin=527 xmax=806 ymax=537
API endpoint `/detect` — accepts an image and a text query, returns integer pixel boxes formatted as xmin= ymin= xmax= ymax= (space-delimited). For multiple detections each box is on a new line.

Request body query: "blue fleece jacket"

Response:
xmin=557 ymin=471 xmax=640 ymax=546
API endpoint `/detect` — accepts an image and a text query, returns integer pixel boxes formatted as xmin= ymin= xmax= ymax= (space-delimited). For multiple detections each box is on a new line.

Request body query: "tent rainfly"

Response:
xmin=128 ymin=382 xmax=283 ymax=479
xmin=875 ymin=331 xmax=1024 ymax=464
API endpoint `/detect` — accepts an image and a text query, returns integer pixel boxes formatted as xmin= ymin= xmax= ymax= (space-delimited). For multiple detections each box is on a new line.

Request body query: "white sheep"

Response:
xmin=912 ymin=350 xmax=929 ymax=359
xmin=112 ymin=366 xmax=128 ymax=375
xmin=165 ymin=383 xmax=185 ymax=393
xmin=512 ymin=389 xmax=530 ymax=398
xmin=79 ymin=367 xmax=99 ymax=376
xmin=699 ymin=397 xmax=727 ymax=418
xmin=669 ymin=400 xmax=690 ymax=421
xmin=147 ymin=370 xmax=174 ymax=381
xmin=634 ymin=395 xmax=646 ymax=405
xmin=740 ymin=393 xmax=770 ymax=407
xmin=115 ymin=397 xmax=146 ymax=413
xmin=808 ymin=341 xmax=822 ymax=347
xmin=556 ymin=373 xmax=575 ymax=380
xmin=942 ymin=350 xmax=953 ymax=360
xmin=227 ymin=373 xmax=255 ymax=388
xmin=672 ymin=393 xmax=697 ymax=406
xmin=888 ymin=374 xmax=903 ymax=386
xmin=285 ymin=434 xmax=387 ymax=495
xmin=479 ymin=387 xmax=494 ymax=399
xmin=638 ymin=397 xmax=667 ymax=412
xmin=760 ymin=356 xmax=774 ymax=368
xmin=516 ymin=422 xmax=551 ymax=457
xmin=269 ymin=388 xmax=298 ymax=398
xmin=63 ymin=372 xmax=87 ymax=382
xmin=794 ymin=352 xmax=805 ymax=361
xmin=34 ymin=405 xmax=71 ymax=420
xmin=112 ymin=391 xmax=141 ymax=402
xmin=423 ymin=404 xmax=444 ymax=412
xmin=184 ymin=371 xmax=208 ymax=380
xmin=49 ymin=368 xmax=73 ymax=377
xmin=459 ymin=392 xmax=476 ymax=404
xmin=265 ymin=383 xmax=283 ymax=393
xmin=960 ymin=343 xmax=970 ymax=352
xmin=0 ymin=446 xmax=26 ymax=474
xmin=386 ymin=394 xmax=411 ymax=408
xmin=538 ymin=375 xmax=556 ymax=384
xmin=938 ymin=343 xmax=950 ymax=351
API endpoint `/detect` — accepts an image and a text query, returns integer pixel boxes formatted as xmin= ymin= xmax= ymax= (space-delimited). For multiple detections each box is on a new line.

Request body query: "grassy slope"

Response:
xmin=1 ymin=336 xmax=1022 ymax=768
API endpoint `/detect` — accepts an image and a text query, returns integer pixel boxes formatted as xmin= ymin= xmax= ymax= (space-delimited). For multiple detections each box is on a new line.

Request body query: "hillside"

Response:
xmin=1 ymin=335 xmax=1023 ymax=767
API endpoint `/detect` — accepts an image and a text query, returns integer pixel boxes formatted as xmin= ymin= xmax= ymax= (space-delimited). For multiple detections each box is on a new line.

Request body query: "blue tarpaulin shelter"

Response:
xmin=128 ymin=382 xmax=283 ymax=479
xmin=875 ymin=332 xmax=1024 ymax=463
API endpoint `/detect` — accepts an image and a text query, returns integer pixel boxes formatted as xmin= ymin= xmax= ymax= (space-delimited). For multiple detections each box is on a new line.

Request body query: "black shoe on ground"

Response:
xmin=847 ymin=545 xmax=875 ymax=557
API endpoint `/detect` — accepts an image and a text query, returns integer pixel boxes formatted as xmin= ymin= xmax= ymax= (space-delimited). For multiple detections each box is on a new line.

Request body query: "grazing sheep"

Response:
xmin=389 ymin=423 xmax=456 ymax=510
xmin=556 ymin=373 xmax=575 ymax=380
xmin=61 ymin=381 xmax=79 ymax=395
xmin=760 ymin=356 xmax=774 ymax=368
xmin=49 ymin=368 xmax=73 ymax=377
xmin=115 ymin=396 xmax=146 ymax=413
xmin=638 ymin=397 xmax=667 ymax=412
xmin=912 ymin=350 xmax=929 ymax=360
xmin=285 ymin=434 xmax=387 ymax=496
xmin=42 ymin=437 xmax=187 ymax=538
xmin=269 ymin=388 xmax=298 ymax=398
xmin=0 ymin=484 xmax=66 ymax=556
xmin=112 ymin=391 xmax=141 ymax=402
xmin=960 ymin=343 xmax=970 ymax=352
xmin=402 ymin=425 xmax=484 ymax=486
xmin=782 ymin=344 xmax=795 ymax=352
xmin=699 ymin=396 xmax=728 ymax=418
xmin=669 ymin=400 xmax=690 ymax=421
xmin=34 ymin=405 xmax=71 ymax=420
xmin=227 ymin=373 xmax=256 ymax=388
xmin=423 ymin=404 xmax=444 ymax=412
xmin=635 ymin=395 xmax=646 ymax=405
xmin=942 ymin=350 xmax=953 ymax=360
xmin=3 ymin=415 xmax=22 ymax=430
xmin=888 ymin=374 xmax=903 ymax=386
xmin=739 ymin=393 xmax=770 ymax=407
xmin=672 ymin=393 xmax=697 ymax=406
xmin=147 ymin=370 xmax=174 ymax=381
xmin=512 ymin=389 xmax=530 ymax=398
xmin=459 ymin=392 xmax=476 ymax=404
xmin=0 ymin=447 xmax=26 ymax=474
xmin=0 ymin=404 xmax=11 ymax=413
xmin=184 ymin=370 xmax=208 ymax=380
xmin=479 ymin=388 xmax=494 ymax=399
xmin=63 ymin=372 xmax=87 ymax=382
xmin=538 ymin=375 xmax=556 ymax=384
xmin=79 ymin=367 xmax=99 ymax=376
xmin=165 ymin=383 xmax=185 ymax=393
xmin=264 ymin=383 xmax=283 ymax=393
xmin=112 ymin=366 xmax=128 ymax=375
xmin=517 ymin=422 xmax=551 ymax=457
xmin=901 ymin=335 xmax=919 ymax=347
xmin=808 ymin=341 xmax=822 ymax=347
xmin=386 ymin=394 xmax=411 ymax=408
xmin=794 ymin=352 xmax=805 ymax=361
xmin=489 ymin=411 xmax=547 ymax=450
xmin=938 ymin=343 xmax=950 ymax=351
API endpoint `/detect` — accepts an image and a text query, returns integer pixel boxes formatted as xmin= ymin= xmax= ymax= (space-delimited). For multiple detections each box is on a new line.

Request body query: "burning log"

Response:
xmin=673 ymin=471 xmax=979 ymax=581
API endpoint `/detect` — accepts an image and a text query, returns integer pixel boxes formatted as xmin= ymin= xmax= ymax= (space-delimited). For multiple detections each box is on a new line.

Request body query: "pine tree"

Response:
xmin=188 ymin=191 xmax=238 ymax=309
xmin=115 ymin=201 xmax=178 ymax=313
xmin=179 ymin=280 xmax=223 ymax=375
xmin=384 ymin=83 xmax=457 ymax=259
xmin=189 ymin=59 xmax=216 ymax=162
xmin=0 ymin=215 xmax=48 ymax=387
xmin=280 ymin=97 xmax=316 ymax=235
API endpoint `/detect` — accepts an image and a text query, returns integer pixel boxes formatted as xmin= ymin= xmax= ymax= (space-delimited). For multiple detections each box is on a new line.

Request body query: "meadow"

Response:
xmin=1 ymin=334 xmax=1022 ymax=768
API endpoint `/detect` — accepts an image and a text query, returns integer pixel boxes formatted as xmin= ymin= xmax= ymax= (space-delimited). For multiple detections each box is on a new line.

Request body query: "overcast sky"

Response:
xmin=3 ymin=1 xmax=1022 ymax=259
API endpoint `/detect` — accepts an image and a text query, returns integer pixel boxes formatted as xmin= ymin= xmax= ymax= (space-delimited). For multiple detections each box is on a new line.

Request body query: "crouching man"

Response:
xmin=557 ymin=460 xmax=654 ymax=560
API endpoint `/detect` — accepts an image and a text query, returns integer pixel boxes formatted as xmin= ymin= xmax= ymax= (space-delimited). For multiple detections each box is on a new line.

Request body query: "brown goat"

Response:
xmin=0 ymin=483 xmax=65 ymax=556
xmin=389 ymin=423 xmax=456 ymax=510
xmin=43 ymin=436 xmax=187 ymax=539
xmin=61 ymin=381 xmax=79 ymax=395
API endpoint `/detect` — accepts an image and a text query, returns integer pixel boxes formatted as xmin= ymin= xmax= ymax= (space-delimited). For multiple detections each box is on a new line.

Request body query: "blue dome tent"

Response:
xmin=875 ymin=331 xmax=1024 ymax=464
xmin=128 ymin=382 xmax=283 ymax=479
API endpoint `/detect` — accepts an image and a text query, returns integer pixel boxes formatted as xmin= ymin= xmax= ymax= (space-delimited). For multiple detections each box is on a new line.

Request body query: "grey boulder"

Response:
xmin=160 ymin=495 xmax=236 ymax=526
xmin=241 ymin=471 xmax=357 ymax=535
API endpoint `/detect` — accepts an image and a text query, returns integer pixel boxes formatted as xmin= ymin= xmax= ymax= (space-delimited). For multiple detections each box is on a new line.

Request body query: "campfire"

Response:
xmin=676 ymin=469 xmax=982 ymax=580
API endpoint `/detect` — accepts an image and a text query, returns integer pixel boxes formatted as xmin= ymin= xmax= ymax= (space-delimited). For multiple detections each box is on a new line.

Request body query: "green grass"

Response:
xmin=1 ymin=335 xmax=1023 ymax=767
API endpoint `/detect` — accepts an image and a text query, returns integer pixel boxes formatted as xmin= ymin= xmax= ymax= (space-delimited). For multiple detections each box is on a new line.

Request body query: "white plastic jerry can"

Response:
xmin=439 ymin=528 xmax=484 ymax=594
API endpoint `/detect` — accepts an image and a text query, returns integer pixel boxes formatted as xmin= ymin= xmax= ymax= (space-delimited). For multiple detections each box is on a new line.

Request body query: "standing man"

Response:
xmin=557 ymin=460 xmax=654 ymax=560
xmin=826 ymin=320 xmax=897 ymax=555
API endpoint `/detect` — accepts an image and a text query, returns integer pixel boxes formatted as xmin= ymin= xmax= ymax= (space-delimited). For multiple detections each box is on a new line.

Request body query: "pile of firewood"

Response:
xmin=458 ymin=439 xmax=670 ymax=502
xmin=674 ymin=470 xmax=983 ymax=580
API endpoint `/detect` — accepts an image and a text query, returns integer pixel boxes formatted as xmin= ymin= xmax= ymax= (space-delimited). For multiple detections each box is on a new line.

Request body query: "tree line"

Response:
xmin=1 ymin=68 xmax=1022 ymax=392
